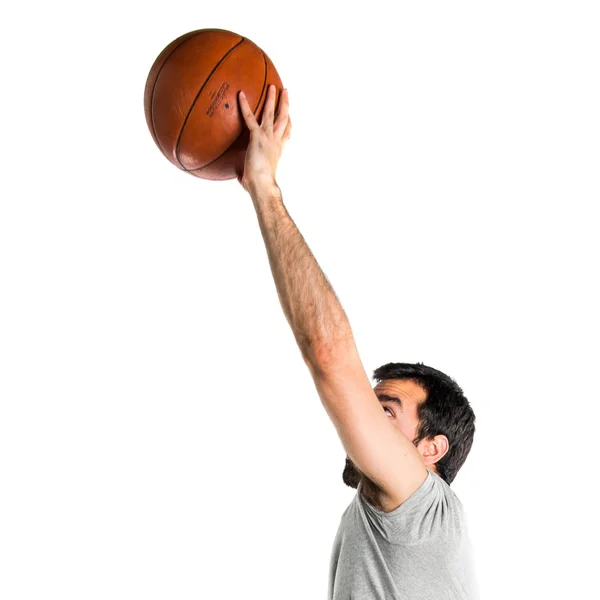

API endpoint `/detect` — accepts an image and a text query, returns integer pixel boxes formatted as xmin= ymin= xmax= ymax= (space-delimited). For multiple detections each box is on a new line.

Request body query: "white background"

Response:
xmin=1 ymin=1 xmax=599 ymax=598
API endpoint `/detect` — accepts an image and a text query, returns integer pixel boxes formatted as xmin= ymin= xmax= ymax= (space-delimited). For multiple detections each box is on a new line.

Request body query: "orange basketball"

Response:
xmin=144 ymin=28 xmax=284 ymax=181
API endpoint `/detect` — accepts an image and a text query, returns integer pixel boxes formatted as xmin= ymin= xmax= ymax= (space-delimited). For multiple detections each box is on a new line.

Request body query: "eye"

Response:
xmin=383 ymin=406 xmax=394 ymax=417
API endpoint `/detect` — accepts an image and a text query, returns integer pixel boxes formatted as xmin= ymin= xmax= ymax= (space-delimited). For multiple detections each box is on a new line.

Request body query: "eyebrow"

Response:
xmin=376 ymin=394 xmax=404 ymax=411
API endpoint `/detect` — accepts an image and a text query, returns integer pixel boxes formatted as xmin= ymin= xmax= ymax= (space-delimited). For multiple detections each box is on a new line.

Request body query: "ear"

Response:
xmin=420 ymin=435 xmax=449 ymax=467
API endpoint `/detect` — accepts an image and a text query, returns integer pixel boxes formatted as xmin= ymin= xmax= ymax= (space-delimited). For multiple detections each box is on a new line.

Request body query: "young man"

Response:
xmin=236 ymin=85 xmax=478 ymax=599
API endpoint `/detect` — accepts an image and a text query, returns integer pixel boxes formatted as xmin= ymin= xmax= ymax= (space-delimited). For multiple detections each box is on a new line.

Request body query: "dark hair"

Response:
xmin=372 ymin=362 xmax=475 ymax=485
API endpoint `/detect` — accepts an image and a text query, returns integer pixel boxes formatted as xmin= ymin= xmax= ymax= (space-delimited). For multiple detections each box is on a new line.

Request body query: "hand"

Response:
xmin=237 ymin=84 xmax=292 ymax=193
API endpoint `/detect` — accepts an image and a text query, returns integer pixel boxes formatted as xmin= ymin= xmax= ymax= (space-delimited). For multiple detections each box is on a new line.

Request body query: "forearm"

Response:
xmin=249 ymin=180 xmax=354 ymax=362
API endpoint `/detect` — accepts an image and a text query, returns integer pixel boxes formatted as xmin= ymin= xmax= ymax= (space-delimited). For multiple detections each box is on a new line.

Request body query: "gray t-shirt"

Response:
xmin=328 ymin=469 xmax=478 ymax=599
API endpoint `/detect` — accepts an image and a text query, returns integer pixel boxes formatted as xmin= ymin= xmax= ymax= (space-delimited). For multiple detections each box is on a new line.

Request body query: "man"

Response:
xmin=236 ymin=85 xmax=478 ymax=599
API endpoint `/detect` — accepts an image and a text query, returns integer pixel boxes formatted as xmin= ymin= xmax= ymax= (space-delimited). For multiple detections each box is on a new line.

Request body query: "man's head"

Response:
xmin=342 ymin=362 xmax=475 ymax=488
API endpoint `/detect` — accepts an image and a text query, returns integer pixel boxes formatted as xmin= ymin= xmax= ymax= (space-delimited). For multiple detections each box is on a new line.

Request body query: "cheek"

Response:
xmin=396 ymin=419 xmax=417 ymax=441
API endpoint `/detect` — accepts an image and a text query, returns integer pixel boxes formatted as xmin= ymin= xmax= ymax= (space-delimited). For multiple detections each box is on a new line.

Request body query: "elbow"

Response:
xmin=303 ymin=337 xmax=359 ymax=375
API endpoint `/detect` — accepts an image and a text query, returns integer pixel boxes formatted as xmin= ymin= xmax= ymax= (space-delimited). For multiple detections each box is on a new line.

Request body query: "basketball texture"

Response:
xmin=144 ymin=29 xmax=284 ymax=181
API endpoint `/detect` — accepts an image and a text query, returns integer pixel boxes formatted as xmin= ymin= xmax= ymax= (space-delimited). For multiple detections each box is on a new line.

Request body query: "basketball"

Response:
xmin=144 ymin=28 xmax=284 ymax=181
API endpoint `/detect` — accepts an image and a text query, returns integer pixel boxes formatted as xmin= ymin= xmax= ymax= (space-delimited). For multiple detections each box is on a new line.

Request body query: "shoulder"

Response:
xmin=358 ymin=470 xmax=461 ymax=544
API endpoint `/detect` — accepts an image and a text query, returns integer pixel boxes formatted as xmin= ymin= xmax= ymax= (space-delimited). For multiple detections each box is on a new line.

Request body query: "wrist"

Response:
xmin=248 ymin=178 xmax=281 ymax=200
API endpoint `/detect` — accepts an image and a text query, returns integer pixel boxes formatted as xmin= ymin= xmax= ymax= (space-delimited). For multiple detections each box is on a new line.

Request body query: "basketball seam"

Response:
xmin=188 ymin=49 xmax=269 ymax=175
xmin=175 ymin=37 xmax=246 ymax=170
xmin=149 ymin=31 xmax=205 ymax=154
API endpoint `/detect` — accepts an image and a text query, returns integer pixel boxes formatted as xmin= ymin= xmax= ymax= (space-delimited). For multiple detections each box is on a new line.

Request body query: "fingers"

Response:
xmin=238 ymin=90 xmax=258 ymax=131
xmin=239 ymin=85 xmax=290 ymax=138
xmin=274 ymin=88 xmax=289 ymax=138
xmin=262 ymin=84 xmax=277 ymax=132
xmin=282 ymin=115 xmax=292 ymax=144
